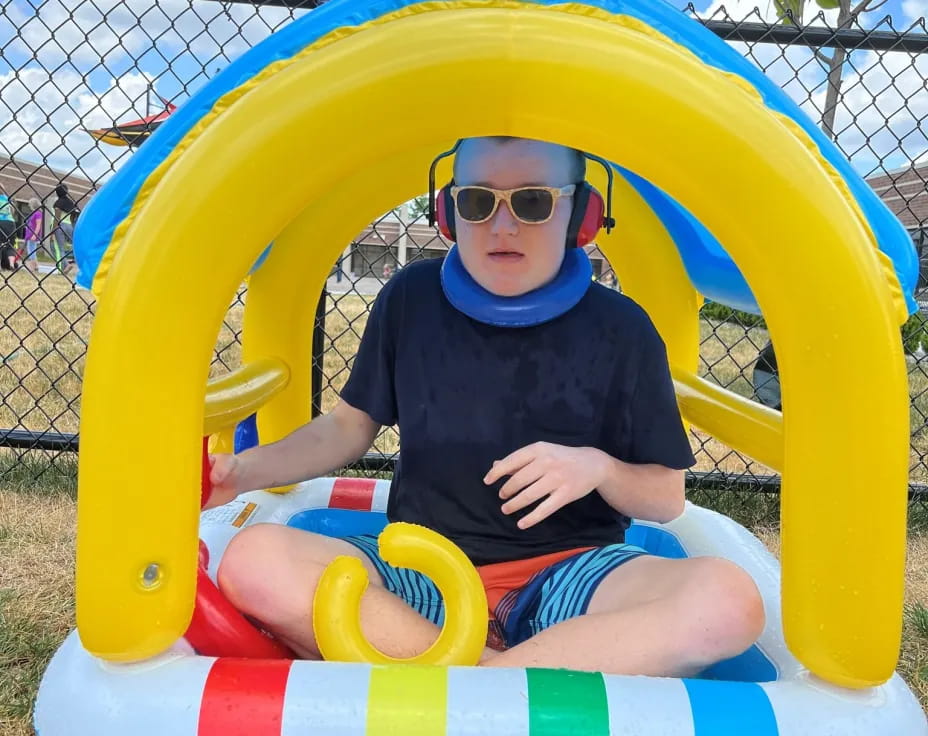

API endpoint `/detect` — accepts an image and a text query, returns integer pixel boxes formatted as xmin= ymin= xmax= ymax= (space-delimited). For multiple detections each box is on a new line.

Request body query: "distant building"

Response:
xmin=867 ymin=161 xmax=928 ymax=234
xmin=0 ymin=155 xmax=96 ymax=237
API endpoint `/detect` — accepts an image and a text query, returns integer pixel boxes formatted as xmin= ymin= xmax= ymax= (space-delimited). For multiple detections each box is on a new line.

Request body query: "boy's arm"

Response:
xmin=592 ymin=453 xmax=685 ymax=523
xmin=207 ymin=399 xmax=380 ymax=507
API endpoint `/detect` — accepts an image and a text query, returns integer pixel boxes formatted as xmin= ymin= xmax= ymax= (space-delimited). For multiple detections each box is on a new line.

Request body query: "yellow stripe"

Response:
xmin=366 ymin=665 xmax=447 ymax=735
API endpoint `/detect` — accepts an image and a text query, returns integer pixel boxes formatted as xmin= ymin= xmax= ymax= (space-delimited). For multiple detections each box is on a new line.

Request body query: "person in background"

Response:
xmin=22 ymin=197 xmax=44 ymax=274
xmin=0 ymin=185 xmax=17 ymax=271
xmin=52 ymin=184 xmax=80 ymax=276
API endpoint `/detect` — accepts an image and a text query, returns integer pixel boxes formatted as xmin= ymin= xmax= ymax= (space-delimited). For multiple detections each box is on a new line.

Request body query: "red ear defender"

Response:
xmin=566 ymin=182 xmax=608 ymax=249
xmin=575 ymin=184 xmax=606 ymax=248
xmin=436 ymin=185 xmax=456 ymax=241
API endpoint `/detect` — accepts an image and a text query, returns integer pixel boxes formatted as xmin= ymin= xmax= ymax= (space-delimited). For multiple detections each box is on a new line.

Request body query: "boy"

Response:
xmin=210 ymin=136 xmax=764 ymax=675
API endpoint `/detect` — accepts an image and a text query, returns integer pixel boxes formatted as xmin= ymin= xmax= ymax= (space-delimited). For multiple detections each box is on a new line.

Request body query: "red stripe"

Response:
xmin=329 ymin=477 xmax=376 ymax=511
xmin=198 ymin=658 xmax=292 ymax=736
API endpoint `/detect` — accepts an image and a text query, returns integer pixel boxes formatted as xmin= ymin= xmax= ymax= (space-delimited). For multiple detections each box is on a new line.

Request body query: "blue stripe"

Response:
xmin=684 ymin=679 xmax=778 ymax=736
xmin=543 ymin=549 xmax=614 ymax=623
xmin=537 ymin=545 xmax=645 ymax=625
xmin=572 ymin=548 xmax=641 ymax=613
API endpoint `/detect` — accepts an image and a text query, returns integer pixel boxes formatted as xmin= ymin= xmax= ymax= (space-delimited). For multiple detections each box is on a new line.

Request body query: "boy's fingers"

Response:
xmin=210 ymin=458 xmax=233 ymax=484
xmin=516 ymin=493 xmax=563 ymax=530
xmin=484 ymin=445 xmax=536 ymax=484
xmin=501 ymin=477 xmax=554 ymax=514
xmin=498 ymin=462 xmax=545 ymax=500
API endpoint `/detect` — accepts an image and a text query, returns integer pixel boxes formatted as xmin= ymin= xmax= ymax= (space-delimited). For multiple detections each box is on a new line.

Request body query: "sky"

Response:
xmin=0 ymin=0 xmax=926 ymax=189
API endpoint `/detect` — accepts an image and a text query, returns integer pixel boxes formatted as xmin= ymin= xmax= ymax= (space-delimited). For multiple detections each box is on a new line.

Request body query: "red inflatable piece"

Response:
xmin=185 ymin=540 xmax=293 ymax=660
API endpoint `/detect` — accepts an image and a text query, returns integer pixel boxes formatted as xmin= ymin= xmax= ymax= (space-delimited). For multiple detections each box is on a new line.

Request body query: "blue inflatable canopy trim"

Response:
xmin=74 ymin=0 xmax=917 ymax=316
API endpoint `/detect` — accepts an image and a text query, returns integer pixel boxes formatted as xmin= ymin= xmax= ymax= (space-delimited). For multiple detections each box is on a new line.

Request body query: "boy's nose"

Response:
xmin=489 ymin=197 xmax=519 ymax=235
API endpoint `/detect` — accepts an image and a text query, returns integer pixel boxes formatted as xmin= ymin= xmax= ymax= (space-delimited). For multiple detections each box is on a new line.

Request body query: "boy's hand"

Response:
xmin=485 ymin=443 xmax=611 ymax=529
xmin=206 ymin=453 xmax=243 ymax=509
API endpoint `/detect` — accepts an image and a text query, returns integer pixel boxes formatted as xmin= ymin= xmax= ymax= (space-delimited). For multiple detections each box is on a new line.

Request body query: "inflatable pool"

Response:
xmin=34 ymin=0 xmax=925 ymax=733
xmin=37 ymin=477 xmax=926 ymax=734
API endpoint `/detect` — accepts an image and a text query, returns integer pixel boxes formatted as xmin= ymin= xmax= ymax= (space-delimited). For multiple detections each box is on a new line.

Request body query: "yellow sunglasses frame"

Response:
xmin=450 ymin=184 xmax=576 ymax=224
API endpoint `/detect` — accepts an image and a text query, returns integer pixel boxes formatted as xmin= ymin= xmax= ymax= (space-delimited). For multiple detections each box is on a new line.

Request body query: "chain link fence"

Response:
xmin=1 ymin=1 xmax=927 ymax=520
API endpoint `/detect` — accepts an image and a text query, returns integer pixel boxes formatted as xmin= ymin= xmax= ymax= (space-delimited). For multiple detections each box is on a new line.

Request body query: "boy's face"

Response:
xmin=453 ymin=139 xmax=574 ymax=297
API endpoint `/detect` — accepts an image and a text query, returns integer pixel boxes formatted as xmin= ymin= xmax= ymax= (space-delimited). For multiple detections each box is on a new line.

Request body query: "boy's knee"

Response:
xmin=217 ymin=524 xmax=322 ymax=616
xmin=683 ymin=557 xmax=766 ymax=661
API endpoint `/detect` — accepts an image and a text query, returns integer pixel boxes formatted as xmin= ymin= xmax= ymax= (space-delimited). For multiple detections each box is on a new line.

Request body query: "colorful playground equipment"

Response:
xmin=35 ymin=0 xmax=926 ymax=733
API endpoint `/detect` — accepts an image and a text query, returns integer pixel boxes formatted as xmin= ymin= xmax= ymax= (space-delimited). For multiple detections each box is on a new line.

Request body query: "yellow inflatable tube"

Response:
xmin=202 ymin=358 xmax=290 ymax=437
xmin=76 ymin=6 xmax=907 ymax=689
xmin=314 ymin=523 xmax=488 ymax=666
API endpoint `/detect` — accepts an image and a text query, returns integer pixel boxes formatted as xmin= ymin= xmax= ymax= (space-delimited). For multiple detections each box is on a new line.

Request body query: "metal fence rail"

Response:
xmin=1 ymin=2 xmax=927 ymax=515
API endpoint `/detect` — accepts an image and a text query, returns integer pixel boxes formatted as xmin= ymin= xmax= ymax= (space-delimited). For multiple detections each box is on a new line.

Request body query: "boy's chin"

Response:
xmin=479 ymin=277 xmax=535 ymax=298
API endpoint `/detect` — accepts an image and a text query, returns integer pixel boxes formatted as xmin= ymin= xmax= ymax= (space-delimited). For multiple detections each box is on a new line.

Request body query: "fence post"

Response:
xmin=311 ymin=287 xmax=327 ymax=419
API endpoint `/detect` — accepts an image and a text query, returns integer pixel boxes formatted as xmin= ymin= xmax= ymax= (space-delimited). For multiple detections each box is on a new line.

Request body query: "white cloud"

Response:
xmin=0 ymin=0 xmax=304 ymax=182
xmin=690 ymin=1 xmax=927 ymax=175
xmin=3 ymin=0 xmax=299 ymax=77
xmin=808 ymin=48 xmax=928 ymax=174
xmin=0 ymin=66 xmax=160 ymax=182
xmin=901 ymin=0 xmax=927 ymax=21
xmin=691 ymin=0 xmax=843 ymax=115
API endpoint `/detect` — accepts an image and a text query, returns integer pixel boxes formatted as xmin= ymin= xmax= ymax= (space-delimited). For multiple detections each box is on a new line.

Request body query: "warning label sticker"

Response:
xmin=232 ymin=502 xmax=258 ymax=528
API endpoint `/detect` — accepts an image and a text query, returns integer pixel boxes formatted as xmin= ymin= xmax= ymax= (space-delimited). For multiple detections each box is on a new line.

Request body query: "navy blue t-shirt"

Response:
xmin=341 ymin=259 xmax=695 ymax=565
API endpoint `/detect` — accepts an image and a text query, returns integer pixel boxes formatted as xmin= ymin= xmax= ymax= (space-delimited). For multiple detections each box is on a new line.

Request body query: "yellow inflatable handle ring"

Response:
xmin=313 ymin=522 xmax=488 ymax=666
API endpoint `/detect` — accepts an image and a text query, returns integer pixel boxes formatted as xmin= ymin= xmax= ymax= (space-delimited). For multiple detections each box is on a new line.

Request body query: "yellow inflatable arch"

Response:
xmin=76 ymin=4 xmax=909 ymax=691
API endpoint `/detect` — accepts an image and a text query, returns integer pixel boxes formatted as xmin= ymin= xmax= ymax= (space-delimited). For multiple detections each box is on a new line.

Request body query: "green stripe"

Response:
xmin=527 ymin=669 xmax=610 ymax=736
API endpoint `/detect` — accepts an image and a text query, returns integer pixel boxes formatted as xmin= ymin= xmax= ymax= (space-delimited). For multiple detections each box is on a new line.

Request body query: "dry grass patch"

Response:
xmin=0 ymin=487 xmax=75 ymax=736
xmin=903 ymin=535 xmax=928 ymax=707
xmin=0 ymin=271 xmax=94 ymax=436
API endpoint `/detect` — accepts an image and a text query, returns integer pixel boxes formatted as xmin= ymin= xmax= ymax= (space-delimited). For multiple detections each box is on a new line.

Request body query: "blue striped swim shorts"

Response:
xmin=340 ymin=534 xmax=647 ymax=650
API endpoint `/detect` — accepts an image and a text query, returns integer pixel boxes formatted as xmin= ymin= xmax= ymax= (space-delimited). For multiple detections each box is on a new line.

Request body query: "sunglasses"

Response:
xmin=450 ymin=184 xmax=576 ymax=225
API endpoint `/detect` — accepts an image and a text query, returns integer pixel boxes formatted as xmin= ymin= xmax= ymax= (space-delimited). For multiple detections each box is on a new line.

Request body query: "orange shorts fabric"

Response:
xmin=477 ymin=547 xmax=595 ymax=615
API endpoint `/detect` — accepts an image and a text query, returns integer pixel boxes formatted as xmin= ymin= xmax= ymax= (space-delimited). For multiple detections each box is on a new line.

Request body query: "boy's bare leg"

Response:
xmin=218 ymin=523 xmax=497 ymax=661
xmin=483 ymin=555 xmax=765 ymax=676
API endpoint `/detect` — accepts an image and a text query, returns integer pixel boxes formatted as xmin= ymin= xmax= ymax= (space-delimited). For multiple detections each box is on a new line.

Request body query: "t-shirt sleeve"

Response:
xmin=620 ymin=314 xmax=696 ymax=469
xmin=339 ymin=275 xmax=400 ymax=427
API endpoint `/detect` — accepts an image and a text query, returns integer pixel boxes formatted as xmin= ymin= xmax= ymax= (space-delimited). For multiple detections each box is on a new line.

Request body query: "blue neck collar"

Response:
xmin=440 ymin=245 xmax=593 ymax=327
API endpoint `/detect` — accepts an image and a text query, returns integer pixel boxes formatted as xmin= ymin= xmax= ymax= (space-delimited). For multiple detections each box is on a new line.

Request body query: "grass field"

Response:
xmin=1 ymin=268 xmax=927 ymax=733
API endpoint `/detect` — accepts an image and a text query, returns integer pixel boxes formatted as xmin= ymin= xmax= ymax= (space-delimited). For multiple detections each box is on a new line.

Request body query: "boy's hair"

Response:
xmin=453 ymin=136 xmax=586 ymax=183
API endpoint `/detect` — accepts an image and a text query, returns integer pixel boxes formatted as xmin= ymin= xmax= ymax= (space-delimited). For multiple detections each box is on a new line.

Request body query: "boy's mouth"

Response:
xmin=487 ymin=249 xmax=524 ymax=262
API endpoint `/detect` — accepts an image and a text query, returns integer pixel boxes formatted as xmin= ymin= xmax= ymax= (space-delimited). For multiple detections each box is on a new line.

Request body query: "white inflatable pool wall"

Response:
xmin=35 ymin=478 xmax=928 ymax=736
